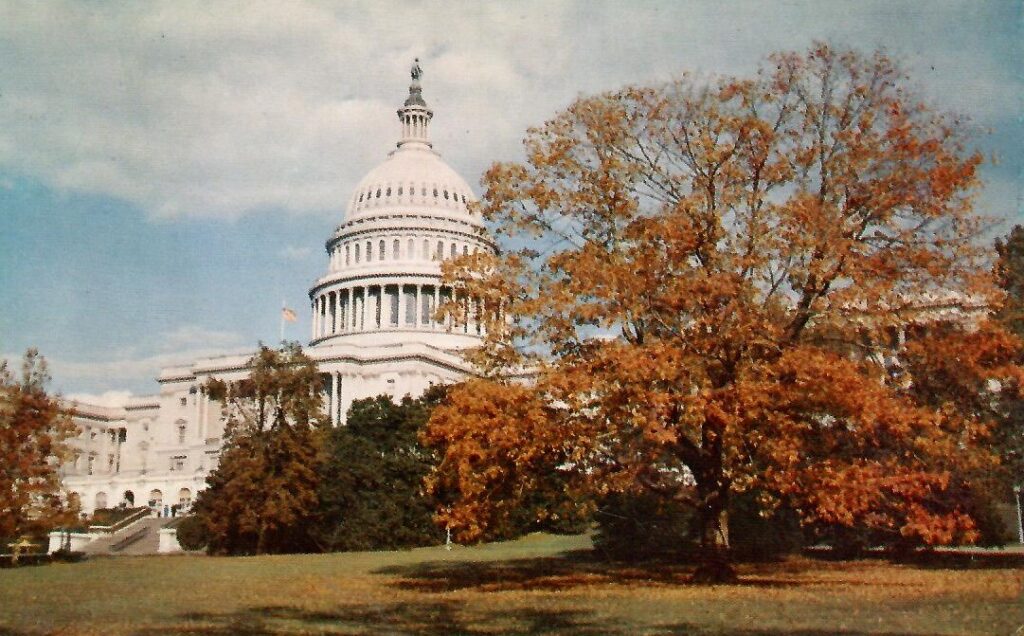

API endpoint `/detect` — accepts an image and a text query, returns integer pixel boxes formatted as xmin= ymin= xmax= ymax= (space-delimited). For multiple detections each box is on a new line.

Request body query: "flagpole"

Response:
xmin=280 ymin=300 xmax=285 ymax=344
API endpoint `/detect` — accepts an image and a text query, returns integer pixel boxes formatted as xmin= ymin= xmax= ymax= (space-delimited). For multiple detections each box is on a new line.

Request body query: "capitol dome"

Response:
xmin=308 ymin=60 xmax=493 ymax=351
xmin=345 ymin=144 xmax=480 ymax=225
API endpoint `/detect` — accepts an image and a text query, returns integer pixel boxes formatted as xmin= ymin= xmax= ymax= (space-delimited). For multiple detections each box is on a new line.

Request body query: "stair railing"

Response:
xmin=89 ymin=507 xmax=150 ymax=535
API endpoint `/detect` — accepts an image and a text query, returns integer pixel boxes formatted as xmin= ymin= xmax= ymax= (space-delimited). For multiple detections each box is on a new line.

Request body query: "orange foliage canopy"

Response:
xmin=424 ymin=44 xmax=1018 ymax=565
xmin=0 ymin=350 xmax=79 ymax=539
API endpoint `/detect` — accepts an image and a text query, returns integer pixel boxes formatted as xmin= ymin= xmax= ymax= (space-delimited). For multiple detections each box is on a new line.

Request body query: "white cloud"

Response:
xmin=157 ymin=325 xmax=245 ymax=352
xmin=279 ymin=244 xmax=314 ymax=261
xmin=0 ymin=1 xmax=1017 ymax=221
xmin=5 ymin=325 xmax=252 ymax=393
xmin=45 ymin=347 xmax=245 ymax=388
xmin=65 ymin=390 xmax=135 ymax=408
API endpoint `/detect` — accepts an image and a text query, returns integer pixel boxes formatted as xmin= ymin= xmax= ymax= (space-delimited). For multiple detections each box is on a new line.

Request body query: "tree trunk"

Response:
xmin=256 ymin=522 xmax=267 ymax=555
xmin=690 ymin=476 xmax=737 ymax=583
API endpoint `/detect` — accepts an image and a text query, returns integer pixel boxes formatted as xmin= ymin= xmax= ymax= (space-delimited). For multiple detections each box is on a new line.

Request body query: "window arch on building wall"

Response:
xmin=436 ymin=240 xmax=443 ymax=260
xmin=355 ymin=243 xmax=361 ymax=262
xmin=393 ymin=239 xmax=400 ymax=259
xmin=366 ymin=241 xmax=372 ymax=261
xmin=379 ymin=240 xmax=385 ymax=260
xmin=95 ymin=491 xmax=108 ymax=510
xmin=423 ymin=239 xmax=429 ymax=260
xmin=407 ymin=238 xmax=414 ymax=259
xmin=176 ymin=419 xmax=187 ymax=445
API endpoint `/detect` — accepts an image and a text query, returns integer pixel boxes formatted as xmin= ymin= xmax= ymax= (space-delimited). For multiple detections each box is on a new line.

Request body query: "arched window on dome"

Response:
xmin=436 ymin=240 xmax=443 ymax=260
xmin=433 ymin=188 xmax=438 ymax=198
xmin=375 ymin=189 xmax=381 ymax=199
xmin=345 ymin=244 xmax=350 ymax=266
xmin=393 ymin=239 xmax=400 ymax=259
xmin=366 ymin=241 xmax=372 ymax=261
xmin=443 ymin=190 xmax=449 ymax=200
xmin=407 ymin=238 xmax=414 ymax=259
xmin=355 ymin=243 xmax=360 ymax=263
xmin=421 ymin=186 xmax=426 ymax=197
xmin=358 ymin=193 xmax=363 ymax=202
xmin=463 ymin=244 xmax=469 ymax=256
xmin=379 ymin=240 xmax=385 ymax=261
xmin=450 ymin=243 xmax=456 ymax=258
xmin=397 ymin=186 xmax=403 ymax=196
xmin=386 ymin=187 xmax=391 ymax=197
xmin=423 ymin=239 xmax=429 ymax=260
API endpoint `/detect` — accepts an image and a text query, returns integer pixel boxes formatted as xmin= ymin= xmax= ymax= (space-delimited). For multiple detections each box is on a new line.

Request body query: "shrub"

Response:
xmin=173 ymin=515 xmax=208 ymax=552
xmin=592 ymin=492 xmax=698 ymax=561
xmin=593 ymin=490 xmax=804 ymax=562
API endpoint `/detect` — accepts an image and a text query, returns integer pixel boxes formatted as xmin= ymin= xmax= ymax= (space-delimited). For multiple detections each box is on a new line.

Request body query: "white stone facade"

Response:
xmin=61 ymin=64 xmax=489 ymax=515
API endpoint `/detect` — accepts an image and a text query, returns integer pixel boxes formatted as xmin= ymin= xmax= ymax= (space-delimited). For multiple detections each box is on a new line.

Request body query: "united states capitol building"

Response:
xmin=61 ymin=63 xmax=492 ymax=516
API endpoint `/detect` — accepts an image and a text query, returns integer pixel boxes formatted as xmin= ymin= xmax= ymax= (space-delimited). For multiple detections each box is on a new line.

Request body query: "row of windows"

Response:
xmin=333 ymin=237 xmax=479 ymax=268
xmin=357 ymin=184 xmax=468 ymax=205
xmin=74 ymin=451 xmax=116 ymax=475
xmin=87 ymin=489 xmax=192 ymax=511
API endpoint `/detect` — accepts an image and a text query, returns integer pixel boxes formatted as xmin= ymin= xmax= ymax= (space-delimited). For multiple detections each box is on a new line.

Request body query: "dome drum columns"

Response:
xmin=311 ymin=283 xmax=486 ymax=341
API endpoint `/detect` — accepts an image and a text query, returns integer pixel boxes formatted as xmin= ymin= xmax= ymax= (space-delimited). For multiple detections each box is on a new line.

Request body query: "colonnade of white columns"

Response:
xmin=311 ymin=283 xmax=485 ymax=341
xmin=402 ymin=112 xmax=430 ymax=141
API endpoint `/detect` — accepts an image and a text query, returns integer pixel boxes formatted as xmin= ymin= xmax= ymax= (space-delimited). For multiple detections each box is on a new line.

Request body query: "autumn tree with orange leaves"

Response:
xmin=0 ymin=350 xmax=79 ymax=541
xmin=423 ymin=44 xmax=1022 ymax=581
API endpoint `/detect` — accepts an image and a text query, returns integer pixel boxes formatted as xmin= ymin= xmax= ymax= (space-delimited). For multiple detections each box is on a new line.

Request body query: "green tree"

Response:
xmin=996 ymin=226 xmax=1024 ymax=339
xmin=315 ymin=386 xmax=446 ymax=551
xmin=191 ymin=343 xmax=327 ymax=555
xmin=0 ymin=349 xmax=79 ymax=540
xmin=991 ymin=227 xmax=1024 ymax=509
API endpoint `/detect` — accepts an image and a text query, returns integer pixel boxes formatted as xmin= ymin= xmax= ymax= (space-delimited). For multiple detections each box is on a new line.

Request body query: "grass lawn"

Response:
xmin=0 ymin=533 xmax=1021 ymax=635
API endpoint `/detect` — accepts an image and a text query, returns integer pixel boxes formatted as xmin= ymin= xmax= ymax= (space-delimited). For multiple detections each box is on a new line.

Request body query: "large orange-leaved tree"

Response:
xmin=0 ymin=349 xmax=79 ymax=541
xmin=424 ymin=44 xmax=1019 ymax=581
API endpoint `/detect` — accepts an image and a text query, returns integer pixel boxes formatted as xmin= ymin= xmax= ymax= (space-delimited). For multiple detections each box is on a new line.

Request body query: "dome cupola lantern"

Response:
xmin=398 ymin=58 xmax=432 ymax=148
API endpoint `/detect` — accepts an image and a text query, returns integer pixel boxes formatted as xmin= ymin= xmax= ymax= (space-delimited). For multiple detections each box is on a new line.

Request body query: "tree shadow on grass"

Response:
xmin=131 ymin=602 xmax=941 ymax=636
xmin=374 ymin=550 xmax=696 ymax=593
xmin=134 ymin=603 xmax=939 ymax=636
xmin=804 ymin=546 xmax=1024 ymax=570
xmin=374 ymin=548 xmax=975 ymax=595
xmin=889 ymin=549 xmax=1024 ymax=570
xmin=372 ymin=550 xmax=862 ymax=594
xmin=136 ymin=601 xmax=624 ymax=635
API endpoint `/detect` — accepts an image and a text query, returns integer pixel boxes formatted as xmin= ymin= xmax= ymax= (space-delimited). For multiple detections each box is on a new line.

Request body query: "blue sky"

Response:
xmin=1 ymin=0 xmax=1021 ymax=401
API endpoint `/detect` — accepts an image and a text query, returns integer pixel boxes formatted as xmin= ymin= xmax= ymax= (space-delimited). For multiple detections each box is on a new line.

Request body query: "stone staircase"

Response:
xmin=80 ymin=517 xmax=173 ymax=556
